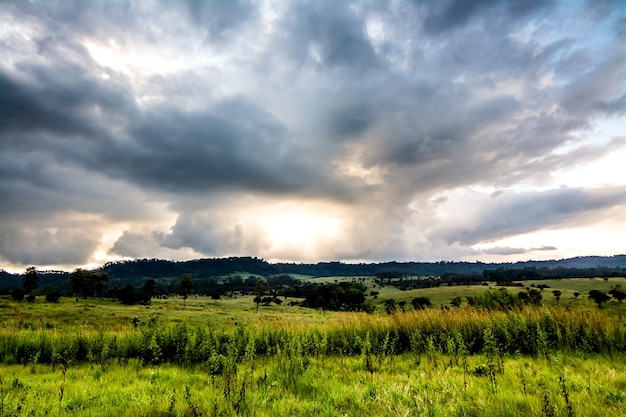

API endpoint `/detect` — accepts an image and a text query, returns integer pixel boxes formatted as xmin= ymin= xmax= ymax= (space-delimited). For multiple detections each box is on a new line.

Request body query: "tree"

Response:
xmin=143 ymin=279 xmax=156 ymax=298
xmin=384 ymin=298 xmax=398 ymax=314
xmin=69 ymin=269 xmax=109 ymax=300
xmin=450 ymin=296 xmax=462 ymax=308
xmin=588 ymin=290 xmax=611 ymax=308
xmin=573 ymin=292 xmax=580 ymax=299
xmin=11 ymin=288 xmax=25 ymax=302
xmin=179 ymin=274 xmax=194 ymax=307
xmin=118 ymin=285 xmax=136 ymax=305
xmin=22 ymin=266 xmax=39 ymax=295
xmin=527 ymin=288 xmax=542 ymax=306
xmin=518 ymin=291 xmax=529 ymax=303
xmin=552 ymin=290 xmax=562 ymax=303
xmin=411 ymin=296 xmax=432 ymax=310
xmin=45 ymin=290 xmax=61 ymax=303
xmin=254 ymin=278 xmax=269 ymax=312
xmin=608 ymin=287 xmax=626 ymax=303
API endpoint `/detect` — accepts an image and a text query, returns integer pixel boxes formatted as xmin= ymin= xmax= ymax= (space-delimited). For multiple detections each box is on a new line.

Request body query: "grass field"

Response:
xmin=1 ymin=277 xmax=625 ymax=416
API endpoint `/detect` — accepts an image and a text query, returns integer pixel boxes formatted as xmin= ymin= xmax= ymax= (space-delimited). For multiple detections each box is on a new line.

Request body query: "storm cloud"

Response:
xmin=1 ymin=0 xmax=624 ymax=270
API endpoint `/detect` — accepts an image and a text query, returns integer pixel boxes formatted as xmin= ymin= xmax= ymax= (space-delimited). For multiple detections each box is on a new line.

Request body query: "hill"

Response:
xmin=1 ymin=254 xmax=625 ymax=290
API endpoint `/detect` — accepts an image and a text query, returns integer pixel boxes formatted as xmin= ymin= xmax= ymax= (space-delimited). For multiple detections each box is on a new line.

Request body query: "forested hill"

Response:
xmin=1 ymin=255 xmax=625 ymax=287
xmin=98 ymin=255 xmax=626 ymax=279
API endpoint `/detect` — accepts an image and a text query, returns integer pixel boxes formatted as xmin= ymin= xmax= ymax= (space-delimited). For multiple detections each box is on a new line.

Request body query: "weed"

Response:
xmin=542 ymin=391 xmax=555 ymax=417
xmin=362 ymin=332 xmax=374 ymax=374
xmin=184 ymin=385 xmax=200 ymax=417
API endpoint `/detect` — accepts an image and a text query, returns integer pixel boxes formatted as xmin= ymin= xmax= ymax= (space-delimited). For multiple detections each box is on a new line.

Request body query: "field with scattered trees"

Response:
xmin=1 ymin=262 xmax=625 ymax=416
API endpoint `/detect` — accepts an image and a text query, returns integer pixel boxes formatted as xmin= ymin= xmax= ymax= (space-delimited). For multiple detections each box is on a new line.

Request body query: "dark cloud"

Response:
xmin=451 ymin=187 xmax=626 ymax=245
xmin=185 ymin=0 xmax=256 ymax=42
xmin=0 ymin=226 xmax=101 ymax=266
xmin=423 ymin=0 xmax=496 ymax=34
xmin=1 ymin=0 xmax=624 ymax=269
xmin=280 ymin=1 xmax=381 ymax=71
xmin=423 ymin=0 xmax=553 ymax=35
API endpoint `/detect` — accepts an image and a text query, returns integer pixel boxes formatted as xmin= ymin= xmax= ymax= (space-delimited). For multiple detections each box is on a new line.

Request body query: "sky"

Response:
xmin=1 ymin=0 xmax=625 ymax=273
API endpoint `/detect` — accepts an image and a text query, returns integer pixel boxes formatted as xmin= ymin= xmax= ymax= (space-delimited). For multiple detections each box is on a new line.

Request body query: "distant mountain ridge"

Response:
xmin=2 ymin=255 xmax=625 ymax=288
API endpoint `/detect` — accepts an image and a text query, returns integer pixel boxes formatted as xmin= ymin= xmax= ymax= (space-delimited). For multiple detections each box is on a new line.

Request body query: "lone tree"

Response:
xmin=450 ymin=296 xmax=462 ymax=308
xmin=254 ymin=278 xmax=269 ymax=312
xmin=588 ymin=290 xmax=611 ymax=308
xmin=608 ymin=286 xmax=626 ymax=303
xmin=411 ymin=296 xmax=432 ymax=310
xmin=143 ymin=279 xmax=156 ymax=299
xmin=22 ymin=266 xmax=39 ymax=295
xmin=179 ymin=274 xmax=194 ymax=307
xmin=552 ymin=290 xmax=562 ymax=303
xmin=384 ymin=298 xmax=398 ymax=314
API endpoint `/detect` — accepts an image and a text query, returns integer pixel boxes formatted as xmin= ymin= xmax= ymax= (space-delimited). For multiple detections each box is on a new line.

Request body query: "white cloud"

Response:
xmin=1 ymin=0 xmax=624 ymax=270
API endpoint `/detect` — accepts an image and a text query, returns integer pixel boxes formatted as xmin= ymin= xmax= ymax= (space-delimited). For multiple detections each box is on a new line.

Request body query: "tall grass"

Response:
xmin=1 ymin=305 xmax=624 ymax=366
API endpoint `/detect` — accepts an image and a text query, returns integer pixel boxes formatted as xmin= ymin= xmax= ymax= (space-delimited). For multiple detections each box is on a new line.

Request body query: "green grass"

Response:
xmin=1 ymin=353 xmax=624 ymax=416
xmin=308 ymin=276 xmax=626 ymax=311
xmin=1 ymin=278 xmax=625 ymax=416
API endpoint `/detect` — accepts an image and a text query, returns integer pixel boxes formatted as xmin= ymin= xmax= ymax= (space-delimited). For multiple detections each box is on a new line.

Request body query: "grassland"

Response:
xmin=1 ymin=277 xmax=625 ymax=416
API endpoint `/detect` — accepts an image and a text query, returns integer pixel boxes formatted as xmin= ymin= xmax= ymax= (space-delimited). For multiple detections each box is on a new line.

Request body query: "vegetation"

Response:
xmin=0 ymin=267 xmax=625 ymax=416
xmin=21 ymin=267 xmax=38 ymax=295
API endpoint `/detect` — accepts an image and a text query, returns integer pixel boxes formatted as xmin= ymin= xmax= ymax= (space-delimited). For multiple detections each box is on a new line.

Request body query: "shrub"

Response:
xmin=411 ymin=296 xmax=432 ymax=310
xmin=11 ymin=289 xmax=25 ymax=302
xmin=45 ymin=291 xmax=62 ymax=302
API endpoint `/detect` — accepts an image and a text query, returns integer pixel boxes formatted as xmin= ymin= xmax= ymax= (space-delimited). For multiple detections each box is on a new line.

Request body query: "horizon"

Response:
xmin=1 ymin=1 xmax=625 ymax=273
xmin=2 ymin=252 xmax=625 ymax=275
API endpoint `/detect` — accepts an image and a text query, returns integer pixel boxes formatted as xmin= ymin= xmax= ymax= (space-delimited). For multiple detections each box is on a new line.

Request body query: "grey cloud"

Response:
xmin=0 ymin=226 xmax=100 ymax=266
xmin=98 ymin=99 xmax=340 ymax=196
xmin=110 ymin=212 xmax=271 ymax=260
xmin=451 ymin=187 xmax=626 ymax=245
xmin=423 ymin=0 xmax=553 ymax=35
xmin=479 ymin=246 xmax=557 ymax=256
xmin=185 ymin=0 xmax=256 ymax=42
xmin=423 ymin=0 xmax=496 ymax=34
xmin=281 ymin=1 xmax=381 ymax=71
xmin=0 ymin=42 xmax=346 ymax=199
xmin=1 ymin=0 xmax=624 ymax=269
xmin=161 ymin=214 xmax=219 ymax=255
xmin=560 ymin=52 xmax=626 ymax=116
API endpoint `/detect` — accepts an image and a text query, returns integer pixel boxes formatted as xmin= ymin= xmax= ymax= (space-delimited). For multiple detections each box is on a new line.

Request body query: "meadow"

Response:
xmin=1 ymin=277 xmax=625 ymax=416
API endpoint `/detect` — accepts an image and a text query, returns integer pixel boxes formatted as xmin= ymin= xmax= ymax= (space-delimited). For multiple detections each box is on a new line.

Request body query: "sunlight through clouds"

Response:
xmin=0 ymin=0 xmax=624 ymax=271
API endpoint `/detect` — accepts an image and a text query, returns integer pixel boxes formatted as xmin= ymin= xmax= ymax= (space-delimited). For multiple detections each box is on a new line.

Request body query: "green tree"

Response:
xmin=45 ymin=290 xmax=61 ymax=303
xmin=384 ymin=298 xmax=398 ymax=314
xmin=22 ymin=266 xmax=39 ymax=295
xmin=179 ymin=274 xmax=194 ymax=307
xmin=552 ymin=290 xmax=562 ymax=303
xmin=254 ymin=278 xmax=269 ymax=312
xmin=527 ymin=288 xmax=542 ymax=306
xmin=11 ymin=288 xmax=25 ymax=302
xmin=118 ymin=284 xmax=136 ymax=305
xmin=70 ymin=269 xmax=109 ymax=300
xmin=608 ymin=286 xmax=626 ymax=303
xmin=143 ymin=278 xmax=156 ymax=298
xmin=450 ymin=296 xmax=462 ymax=308
xmin=411 ymin=296 xmax=432 ymax=310
xmin=588 ymin=290 xmax=611 ymax=308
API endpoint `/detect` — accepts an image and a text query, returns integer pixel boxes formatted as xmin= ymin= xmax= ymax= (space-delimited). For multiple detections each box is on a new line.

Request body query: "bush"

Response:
xmin=11 ymin=289 xmax=25 ymax=302
xmin=411 ymin=296 xmax=432 ymax=310
xmin=46 ymin=291 xmax=62 ymax=303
